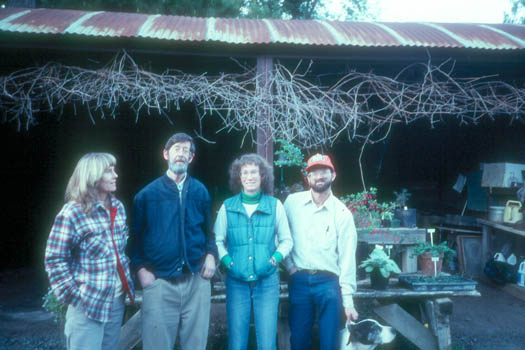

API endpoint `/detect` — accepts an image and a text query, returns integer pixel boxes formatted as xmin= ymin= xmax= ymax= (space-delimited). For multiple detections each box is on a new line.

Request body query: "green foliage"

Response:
xmin=39 ymin=0 xmax=246 ymax=17
xmin=504 ymin=0 xmax=525 ymax=24
xmin=412 ymin=241 xmax=456 ymax=260
xmin=359 ymin=246 xmax=401 ymax=278
xmin=274 ymin=139 xmax=306 ymax=168
xmin=341 ymin=187 xmax=397 ymax=231
xmin=393 ymin=188 xmax=411 ymax=208
xmin=42 ymin=288 xmax=67 ymax=323
xmin=36 ymin=0 xmax=373 ymax=20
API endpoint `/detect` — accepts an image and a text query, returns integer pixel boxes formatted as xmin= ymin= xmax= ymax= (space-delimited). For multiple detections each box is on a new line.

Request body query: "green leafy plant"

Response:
xmin=393 ymin=188 xmax=412 ymax=208
xmin=412 ymin=241 xmax=456 ymax=261
xmin=341 ymin=187 xmax=397 ymax=231
xmin=42 ymin=288 xmax=67 ymax=323
xmin=359 ymin=245 xmax=402 ymax=278
xmin=274 ymin=139 xmax=306 ymax=169
xmin=274 ymin=139 xmax=307 ymax=196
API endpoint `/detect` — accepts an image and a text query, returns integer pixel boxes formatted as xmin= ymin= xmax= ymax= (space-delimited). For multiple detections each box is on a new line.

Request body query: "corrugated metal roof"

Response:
xmin=0 ymin=7 xmax=524 ymax=50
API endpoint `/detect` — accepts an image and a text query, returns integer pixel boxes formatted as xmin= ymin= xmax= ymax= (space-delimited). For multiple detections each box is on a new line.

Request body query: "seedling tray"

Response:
xmin=398 ymin=273 xmax=477 ymax=291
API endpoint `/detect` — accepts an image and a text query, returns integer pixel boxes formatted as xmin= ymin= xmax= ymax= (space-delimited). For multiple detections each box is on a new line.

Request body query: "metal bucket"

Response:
xmin=488 ymin=206 xmax=505 ymax=222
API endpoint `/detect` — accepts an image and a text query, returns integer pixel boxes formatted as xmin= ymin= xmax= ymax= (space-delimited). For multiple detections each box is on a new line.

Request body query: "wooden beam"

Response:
xmin=256 ymin=56 xmax=274 ymax=166
xmin=374 ymin=303 xmax=438 ymax=350
xmin=119 ymin=309 xmax=142 ymax=350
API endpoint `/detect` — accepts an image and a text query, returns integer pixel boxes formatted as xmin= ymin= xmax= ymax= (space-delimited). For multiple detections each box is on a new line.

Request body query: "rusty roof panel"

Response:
xmin=487 ymin=23 xmax=525 ymax=41
xmin=0 ymin=8 xmax=524 ymax=50
xmin=1 ymin=8 xmax=87 ymax=34
xmin=326 ymin=21 xmax=402 ymax=47
xmin=429 ymin=23 xmax=525 ymax=49
xmin=143 ymin=15 xmax=207 ymax=41
xmin=381 ymin=22 xmax=463 ymax=47
xmin=0 ymin=7 xmax=27 ymax=21
xmin=73 ymin=11 xmax=149 ymax=37
xmin=210 ymin=17 xmax=270 ymax=44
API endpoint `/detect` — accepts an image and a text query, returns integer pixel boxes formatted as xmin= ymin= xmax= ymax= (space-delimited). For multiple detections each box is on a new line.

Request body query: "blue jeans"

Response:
xmin=226 ymin=272 xmax=279 ymax=350
xmin=288 ymin=271 xmax=342 ymax=350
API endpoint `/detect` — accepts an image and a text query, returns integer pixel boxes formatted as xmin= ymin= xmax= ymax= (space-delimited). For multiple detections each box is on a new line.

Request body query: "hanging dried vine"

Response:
xmin=1 ymin=50 xmax=524 ymax=151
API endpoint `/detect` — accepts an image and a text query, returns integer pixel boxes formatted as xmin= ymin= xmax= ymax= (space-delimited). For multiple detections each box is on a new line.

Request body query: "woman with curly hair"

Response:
xmin=215 ymin=153 xmax=293 ymax=350
xmin=45 ymin=153 xmax=134 ymax=350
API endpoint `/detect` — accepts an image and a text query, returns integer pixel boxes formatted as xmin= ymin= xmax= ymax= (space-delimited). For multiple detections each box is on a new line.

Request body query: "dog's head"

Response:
xmin=347 ymin=319 xmax=397 ymax=346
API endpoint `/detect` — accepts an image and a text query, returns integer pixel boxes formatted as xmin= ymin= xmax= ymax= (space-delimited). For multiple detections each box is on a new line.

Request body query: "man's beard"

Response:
xmin=310 ymin=179 xmax=332 ymax=193
xmin=169 ymin=160 xmax=188 ymax=174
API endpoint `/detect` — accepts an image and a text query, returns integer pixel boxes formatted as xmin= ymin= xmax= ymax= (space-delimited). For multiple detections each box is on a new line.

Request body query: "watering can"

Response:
xmin=494 ymin=252 xmax=506 ymax=262
xmin=503 ymin=200 xmax=523 ymax=224
xmin=518 ymin=262 xmax=525 ymax=287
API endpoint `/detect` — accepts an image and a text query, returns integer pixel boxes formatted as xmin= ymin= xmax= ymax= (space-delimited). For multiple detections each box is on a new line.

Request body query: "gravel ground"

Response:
xmin=1 ymin=268 xmax=524 ymax=350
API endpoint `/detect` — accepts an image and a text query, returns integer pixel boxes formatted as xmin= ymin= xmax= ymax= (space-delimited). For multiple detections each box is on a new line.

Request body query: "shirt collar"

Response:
xmin=165 ymin=170 xmax=187 ymax=191
xmin=94 ymin=194 xmax=117 ymax=211
xmin=302 ymin=189 xmax=334 ymax=212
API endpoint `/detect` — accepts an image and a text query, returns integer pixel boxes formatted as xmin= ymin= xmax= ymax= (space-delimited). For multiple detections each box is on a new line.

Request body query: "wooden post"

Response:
xmin=402 ymin=246 xmax=418 ymax=273
xmin=425 ymin=298 xmax=453 ymax=350
xmin=256 ymin=56 xmax=274 ymax=165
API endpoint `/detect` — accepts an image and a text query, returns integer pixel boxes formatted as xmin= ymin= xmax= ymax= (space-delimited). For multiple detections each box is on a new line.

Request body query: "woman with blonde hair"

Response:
xmin=45 ymin=153 xmax=134 ymax=350
xmin=215 ymin=153 xmax=293 ymax=350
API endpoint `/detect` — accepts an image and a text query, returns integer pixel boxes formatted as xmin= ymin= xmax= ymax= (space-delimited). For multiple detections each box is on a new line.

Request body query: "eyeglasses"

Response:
xmin=308 ymin=169 xmax=332 ymax=177
xmin=241 ymin=169 xmax=260 ymax=177
xmin=172 ymin=146 xmax=192 ymax=155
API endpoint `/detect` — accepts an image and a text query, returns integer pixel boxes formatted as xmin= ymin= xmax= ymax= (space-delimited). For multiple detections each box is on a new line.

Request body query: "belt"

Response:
xmin=300 ymin=269 xmax=335 ymax=276
xmin=160 ymin=273 xmax=192 ymax=284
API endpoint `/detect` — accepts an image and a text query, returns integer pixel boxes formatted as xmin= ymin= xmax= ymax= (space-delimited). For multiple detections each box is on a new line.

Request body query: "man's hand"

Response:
xmin=288 ymin=266 xmax=298 ymax=275
xmin=137 ymin=268 xmax=156 ymax=289
xmin=200 ymin=254 xmax=216 ymax=280
xmin=345 ymin=306 xmax=359 ymax=322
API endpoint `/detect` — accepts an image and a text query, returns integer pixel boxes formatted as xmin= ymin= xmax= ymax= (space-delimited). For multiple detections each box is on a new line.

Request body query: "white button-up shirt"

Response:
xmin=284 ymin=190 xmax=357 ymax=308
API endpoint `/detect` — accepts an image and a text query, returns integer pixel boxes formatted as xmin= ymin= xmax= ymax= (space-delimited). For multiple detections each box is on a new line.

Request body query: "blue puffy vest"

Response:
xmin=224 ymin=193 xmax=277 ymax=281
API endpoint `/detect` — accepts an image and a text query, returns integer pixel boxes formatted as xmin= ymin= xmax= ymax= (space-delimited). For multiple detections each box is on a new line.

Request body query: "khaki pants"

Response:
xmin=141 ymin=274 xmax=211 ymax=350
xmin=64 ymin=296 xmax=125 ymax=350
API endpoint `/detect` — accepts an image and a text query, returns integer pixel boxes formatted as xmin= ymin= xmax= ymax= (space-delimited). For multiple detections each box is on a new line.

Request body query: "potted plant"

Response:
xmin=274 ymin=139 xmax=306 ymax=201
xmin=393 ymin=188 xmax=416 ymax=227
xmin=412 ymin=241 xmax=456 ymax=276
xmin=359 ymin=245 xmax=402 ymax=290
xmin=342 ymin=188 xmax=397 ymax=232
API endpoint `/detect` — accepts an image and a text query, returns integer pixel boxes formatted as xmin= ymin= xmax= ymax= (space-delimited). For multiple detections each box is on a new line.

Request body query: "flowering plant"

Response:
xmin=341 ymin=187 xmax=397 ymax=231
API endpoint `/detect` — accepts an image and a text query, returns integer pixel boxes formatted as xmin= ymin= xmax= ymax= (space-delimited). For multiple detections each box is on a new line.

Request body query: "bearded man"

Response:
xmin=129 ymin=132 xmax=217 ymax=350
xmin=284 ymin=153 xmax=359 ymax=350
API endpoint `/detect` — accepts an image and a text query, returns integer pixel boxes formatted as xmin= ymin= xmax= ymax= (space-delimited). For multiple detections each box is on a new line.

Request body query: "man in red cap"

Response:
xmin=284 ymin=153 xmax=359 ymax=350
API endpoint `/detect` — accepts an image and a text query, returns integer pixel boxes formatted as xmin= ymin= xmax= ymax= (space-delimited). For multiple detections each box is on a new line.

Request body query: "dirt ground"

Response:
xmin=1 ymin=268 xmax=524 ymax=350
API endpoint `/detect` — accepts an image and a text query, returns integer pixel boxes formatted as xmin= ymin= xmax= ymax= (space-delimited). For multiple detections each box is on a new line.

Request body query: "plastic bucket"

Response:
xmin=488 ymin=206 xmax=505 ymax=222
xmin=518 ymin=262 xmax=525 ymax=287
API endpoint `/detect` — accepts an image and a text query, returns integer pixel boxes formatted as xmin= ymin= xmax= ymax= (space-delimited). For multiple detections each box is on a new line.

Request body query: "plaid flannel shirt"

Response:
xmin=45 ymin=196 xmax=134 ymax=323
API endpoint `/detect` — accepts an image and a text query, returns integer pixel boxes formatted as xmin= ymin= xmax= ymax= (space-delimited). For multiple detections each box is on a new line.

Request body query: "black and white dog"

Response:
xmin=339 ymin=319 xmax=397 ymax=350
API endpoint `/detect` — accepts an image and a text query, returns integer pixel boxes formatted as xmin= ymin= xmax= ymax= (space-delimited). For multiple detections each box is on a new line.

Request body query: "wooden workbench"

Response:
xmin=120 ymin=278 xmax=480 ymax=350
xmin=477 ymin=218 xmax=525 ymax=265
xmin=358 ymin=227 xmax=427 ymax=273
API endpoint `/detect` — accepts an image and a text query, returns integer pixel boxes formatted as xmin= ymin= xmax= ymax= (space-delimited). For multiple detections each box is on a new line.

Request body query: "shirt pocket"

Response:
xmin=317 ymin=224 xmax=337 ymax=251
xmin=80 ymin=230 xmax=110 ymax=260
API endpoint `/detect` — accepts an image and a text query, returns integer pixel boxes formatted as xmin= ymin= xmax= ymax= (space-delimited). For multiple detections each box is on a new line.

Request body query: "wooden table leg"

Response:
xmin=425 ymin=298 xmax=453 ymax=350
xmin=481 ymin=225 xmax=492 ymax=271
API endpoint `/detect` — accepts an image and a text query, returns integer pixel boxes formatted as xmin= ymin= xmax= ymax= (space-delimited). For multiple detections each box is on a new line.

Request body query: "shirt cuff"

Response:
xmin=221 ymin=255 xmax=233 ymax=268
xmin=342 ymin=296 xmax=355 ymax=309
xmin=273 ymin=251 xmax=283 ymax=264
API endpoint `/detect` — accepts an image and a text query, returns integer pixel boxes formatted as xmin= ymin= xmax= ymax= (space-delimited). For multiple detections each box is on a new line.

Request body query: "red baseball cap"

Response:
xmin=305 ymin=153 xmax=335 ymax=173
